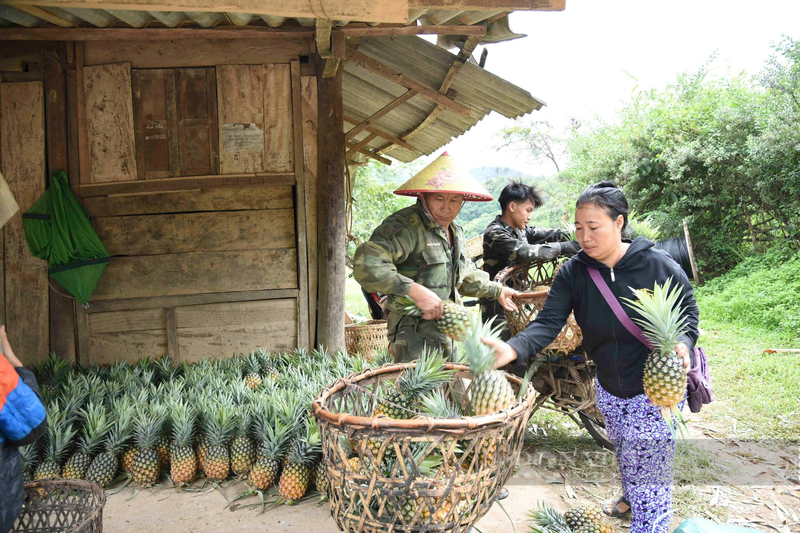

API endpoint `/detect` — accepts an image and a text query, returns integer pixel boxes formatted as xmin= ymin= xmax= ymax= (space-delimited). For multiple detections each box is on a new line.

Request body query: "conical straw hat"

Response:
xmin=394 ymin=152 xmax=493 ymax=202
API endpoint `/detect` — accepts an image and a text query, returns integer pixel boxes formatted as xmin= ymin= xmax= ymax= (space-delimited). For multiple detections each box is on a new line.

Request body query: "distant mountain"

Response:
xmin=469 ymin=166 xmax=536 ymax=183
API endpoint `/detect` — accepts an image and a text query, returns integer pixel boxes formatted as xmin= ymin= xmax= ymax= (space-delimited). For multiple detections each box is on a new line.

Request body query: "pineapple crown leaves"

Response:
xmin=286 ymin=419 xmax=321 ymax=466
xmin=133 ymin=403 xmax=168 ymax=450
xmin=105 ymin=400 xmax=136 ymax=454
xmin=419 ymin=390 xmax=463 ymax=419
xmin=153 ymin=355 xmax=177 ymax=382
xmin=76 ymin=402 xmax=114 ymax=455
xmin=396 ymin=348 xmax=455 ymax=397
xmin=202 ymin=402 xmax=237 ymax=447
xmin=255 ymin=418 xmax=293 ymax=460
xmin=621 ymin=277 xmax=689 ymax=353
xmin=526 ymin=500 xmax=572 ymax=533
xmin=44 ymin=413 xmax=79 ymax=463
xmin=460 ymin=314 xmax=505 ymax=376
xmin=243 ymin=352 xmax=262 ymax=375
xmin=169 ymin=400 xmax=197 ymax=448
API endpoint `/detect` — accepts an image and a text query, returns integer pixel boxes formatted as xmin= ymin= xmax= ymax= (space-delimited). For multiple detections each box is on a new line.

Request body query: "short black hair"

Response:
xmin=575 ymin=180 xmax=629 ymax=230
xmin=498 ymin=181 xmax=544 ymax=213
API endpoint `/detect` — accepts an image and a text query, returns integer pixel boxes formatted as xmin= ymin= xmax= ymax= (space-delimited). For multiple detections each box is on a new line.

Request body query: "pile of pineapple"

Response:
xmin=22 ymin=348 xmax=372 ymax=502
xmin=529 ymin=501 xmax=616 ymax=533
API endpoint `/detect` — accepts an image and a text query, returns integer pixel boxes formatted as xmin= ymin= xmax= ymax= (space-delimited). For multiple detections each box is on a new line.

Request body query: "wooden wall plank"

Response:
xmin=132 ymin=69 xmax=179 ymax=180
xmin=301 ymin=75 xmax=319 ymax=346
xmin=290 ymin=61 xmax=308 ymax=349
xmin=1 ymin=81 xmax=49 ymax=365
xmin=95 ymin=209 xmax=296 ymax=256
xmin=263 ymin=63 xmax=293 ymax=173
xmin=176 ymin=298 xmax=297 ymax=362
xmin=66 ymin=69 xmax=81 ymax=196
xmin=91 ymin=249 xmax=298 ymax=300
xmin=165 ymin=307 xmax=178 ymax=361
xmin=83 ymin=185 xmax=293 ymax=216
xmin=84 ymin=288 xmax=299 ymax=314
xmin=90 ymin=330 xmax=167 ymax=366
xmin=176 ymin=67 xmax=218 ymax=177
xmin=74 ymin=302 xmax=91 ymax=365
xmin=89 ymin=308 xmax=165 ymax=334
xmin=217 ymin=64 xmax=265 ymax=174
xmin=84 ymin=39 xmax=311 ymax=69
xmin=84 ymin=63 xmax=138 ymax=183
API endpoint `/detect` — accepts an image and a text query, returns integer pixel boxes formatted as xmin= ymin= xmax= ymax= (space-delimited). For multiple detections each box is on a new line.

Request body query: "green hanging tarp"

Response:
xmin=22 ymin=171 xmax=109 ymax=305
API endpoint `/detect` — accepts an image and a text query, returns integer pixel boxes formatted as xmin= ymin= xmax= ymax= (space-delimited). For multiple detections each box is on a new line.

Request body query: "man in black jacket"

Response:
xmin=1 ymin=326 xmax=47 ymax=533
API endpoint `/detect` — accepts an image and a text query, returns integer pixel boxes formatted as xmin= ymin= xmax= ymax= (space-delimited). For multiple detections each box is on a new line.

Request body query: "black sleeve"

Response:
xmin=526 ymin=226 xmax=565 ymax=244
xmin=506 ymin=263 xmax=574 ymax=376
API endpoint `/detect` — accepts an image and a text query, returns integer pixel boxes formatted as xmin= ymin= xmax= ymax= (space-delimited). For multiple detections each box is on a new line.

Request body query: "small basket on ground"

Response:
xmin=345 ymin=320 xmax=388 ymax=360
xmin=12 ymin=480 xmax=106 ymax=533
xmin=313 ymin=362 xmax=536 ymax=533
xmin=496 ymin=261 xmax=582 ymax=354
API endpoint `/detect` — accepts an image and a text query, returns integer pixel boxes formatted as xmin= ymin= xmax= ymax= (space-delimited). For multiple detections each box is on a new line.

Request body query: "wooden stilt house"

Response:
xmin=0 ymin=0 xmax=557 ymax=366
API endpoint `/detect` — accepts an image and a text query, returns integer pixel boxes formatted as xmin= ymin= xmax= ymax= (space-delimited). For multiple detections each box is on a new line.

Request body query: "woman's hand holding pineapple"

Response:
xmin=675 ymin=342 xmax=690 ymax=373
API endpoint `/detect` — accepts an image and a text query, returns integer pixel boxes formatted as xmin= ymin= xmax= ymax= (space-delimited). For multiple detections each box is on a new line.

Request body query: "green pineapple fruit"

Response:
xmin=131 ymin=403 xmax=167 ymax=487
xmin=249 ymin=402 xmax=291 ymax=491
xmin=169 ymin=400 xmax=197 ymax=485
xmin=622 ymin=278 xmax=690 ymax=436
xmin=462 ymin=314 xmax=515 ymax=416
xmin=63 ymin=402 xmax=113 ymax=480
xmin=396 ymin=296 xmax=471 ymax=341
xmin=86 ymin=399 xmax=135 ymax=488
xmin=230 ymin=405 xmax=256 ymax=476
xmin=574 ymin=522 xmax=616 ymax=533
xmin=564 ymin=505 xmax=607 ymax=530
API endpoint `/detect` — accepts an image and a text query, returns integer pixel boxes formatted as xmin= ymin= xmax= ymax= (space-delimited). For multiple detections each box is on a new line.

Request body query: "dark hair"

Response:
xmin=498 ymin=181 xmax=544 ymax=213
xmin=575 ymin=180 xmax=629 ymax=230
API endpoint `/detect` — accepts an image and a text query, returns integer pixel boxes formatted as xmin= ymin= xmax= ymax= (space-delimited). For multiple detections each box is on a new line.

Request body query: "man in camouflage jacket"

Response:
xmin=480 ymin=182 xmax=581 ymax=339
xmin=355 ymin=198 xmax=516 ymax=362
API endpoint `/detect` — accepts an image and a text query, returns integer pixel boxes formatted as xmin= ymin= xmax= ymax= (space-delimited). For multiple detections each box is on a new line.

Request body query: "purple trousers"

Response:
xmin=595 ymin=380 xmax=675 ymax=533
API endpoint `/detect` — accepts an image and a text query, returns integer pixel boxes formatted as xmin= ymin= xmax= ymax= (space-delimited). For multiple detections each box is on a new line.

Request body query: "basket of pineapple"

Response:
xmin=313 ymin=313 xmax=537 ymax=533
xmin=12 ymin=480 xmax=106 ymax=533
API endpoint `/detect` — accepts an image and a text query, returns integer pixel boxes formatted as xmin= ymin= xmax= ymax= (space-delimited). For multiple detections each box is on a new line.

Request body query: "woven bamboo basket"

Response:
xmin=312 ymin=362 xmax=536 ymax=533
xmin=12 ymin=480 xmax=106 ymax=533
xmin=345 ymin=320 xmax=388 ymax=360
xmin=496 ymin=261 xmax=582 ymax=355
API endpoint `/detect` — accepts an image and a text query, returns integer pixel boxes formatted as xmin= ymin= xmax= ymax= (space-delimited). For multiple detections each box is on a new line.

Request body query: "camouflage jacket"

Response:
xmin=482 ymin=215 xmax=568 ymax=282
xmin=353 ymin=200 xmax=503 ymax=312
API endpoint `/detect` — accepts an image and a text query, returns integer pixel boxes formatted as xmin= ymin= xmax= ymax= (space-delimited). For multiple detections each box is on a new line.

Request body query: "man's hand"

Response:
xmin=481 ymin=336 xmax=518 ymax=369
xmin=559 ymin=241 xmax=581 ymax=256
xmin=498 ymin=286 xmax=518 ymax=313
xmin=408 ymin=283 xmax=443 ymax=320
xmin=675 ymin=342 xmax=690 ymax=374
xmin=1 ymin=325 xmax=23 ymax=368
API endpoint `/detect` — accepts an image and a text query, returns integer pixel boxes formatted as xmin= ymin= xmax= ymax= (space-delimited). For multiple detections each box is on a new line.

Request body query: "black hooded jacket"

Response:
xmin=507 ymin=237 xmax=700 ymax=399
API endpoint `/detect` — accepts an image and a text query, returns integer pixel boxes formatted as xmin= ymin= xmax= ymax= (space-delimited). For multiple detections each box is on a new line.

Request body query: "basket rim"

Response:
xmin=312 ymin=362 xmax=535 ymax=431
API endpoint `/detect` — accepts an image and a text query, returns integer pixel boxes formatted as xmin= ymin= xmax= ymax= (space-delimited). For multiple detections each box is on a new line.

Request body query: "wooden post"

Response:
xmin=315 ymin=53 xmax=346 ymax=353
xmin=290 ymin=60 xmax=310 ymax=350
xmin=43 ymin=50 xmax=77 ymax=362
xmin=683 ymin=219 xmax=701 ymax=285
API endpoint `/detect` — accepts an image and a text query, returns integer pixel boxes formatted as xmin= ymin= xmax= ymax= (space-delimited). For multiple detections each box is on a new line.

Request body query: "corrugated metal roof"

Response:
xmin=0 ymin=6 xmax=506 ymax=29
xmin=343 ymin=36 xmax=543 ymax=163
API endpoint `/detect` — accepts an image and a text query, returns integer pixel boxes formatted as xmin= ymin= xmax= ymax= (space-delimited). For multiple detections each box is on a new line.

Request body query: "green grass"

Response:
xmin=345 ymin=275 xmax=371 ymax=322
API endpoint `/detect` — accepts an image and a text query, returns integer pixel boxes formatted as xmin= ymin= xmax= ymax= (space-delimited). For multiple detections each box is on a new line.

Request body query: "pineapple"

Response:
xmin=385 ymin=452 xmax=442 ymax=523
xmin=396 ymin=296 xmax=471 ymax=341
xmin=278 ymin=418 xmax=321 ymax=501
xmin=230 ymin=405 xmax=256 ymax=476
xmin=155 ymin=433 xmax=171 ymax=468
xmin=574 ymin=523 xmax=616 ymax=533
xmin=201 ymin=401 xmax=236 ymax=482
xmin=19 ymin=444 xmax=38 ymax=483
xmin=255 ymin=349 xmax=280 ymax=380
xmin=527 ymin=500 xmax=572 ymax=533
xmin=249 ymin=415 xmax=291 ymax=490
xmin=564 ymin=505 xmax=605 ymax=530
xmin=63 ymin=402 xmax=113 ymax=479
xmin=131 ymin=404 xmax=167 ymax=487
xmin=312 ymin=460 xmax=327 ymax=495
xmin=86 ymin=400 xmax=135 ymax=488
xmin=622 ymin=278 xmax=690 ymax=435
xmin=243 ymin=353 xmax=263 ymax=390
xmin=35 ymin=405 xmax=78 ymax=480
xmin=374 ymin=349 xmax=455 ymax=420
xmin=462 ymin=314 xmax=515 ymax=416
xmin=169 ymin=400 xmax=197 ymax=485
xmin=37 ymin=352 xmax=70 ymax=398
xmin=121 ymin=447 xmax=137 ymax=473
xmin=420 ymin=390 xmax=463 ymax=419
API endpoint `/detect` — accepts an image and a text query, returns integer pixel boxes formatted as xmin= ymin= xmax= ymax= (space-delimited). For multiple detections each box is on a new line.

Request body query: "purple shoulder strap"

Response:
xmin=587 ymin=266 xmax=654 ymax=350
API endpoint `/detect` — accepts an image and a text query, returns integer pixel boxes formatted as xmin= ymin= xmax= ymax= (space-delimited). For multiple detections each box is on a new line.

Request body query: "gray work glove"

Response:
xmin=559 ymin=241 xmax=582 ymax=256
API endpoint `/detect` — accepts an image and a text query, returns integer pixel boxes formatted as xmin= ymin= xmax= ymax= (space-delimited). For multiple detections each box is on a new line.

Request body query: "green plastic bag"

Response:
xmin=673 ymin=518 xmax=757 ymax=533
xmin=23 ymin=171 xmax=109 ymax=305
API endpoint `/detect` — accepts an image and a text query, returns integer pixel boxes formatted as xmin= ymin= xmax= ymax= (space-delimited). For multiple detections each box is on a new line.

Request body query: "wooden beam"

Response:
xmin=0 ymin=26 xmax=315 ymax=41
xmin=346 ymin=47 xmax=472 ymax=117
xmin=345 ymin=89 xmax=417 ymax=141
xmin=440 ymin=34 xmax=481 ymax=94
xmin=336 ymin=24 xmax=487 ymax=37
xmin=1 ymin=0 xmax=409 ymax=22
xmin=291 ymin=60 xmax=310 ymax=350
xmin=316 ymin=52 xmax=346 ymax=352
xmin=83 ymin=289 xmax=300 ymax=314
xmin=378 ymin=105 xmax=446 ymax=154
xmin=10 ymin=5 xmax=75 ymax=26
xmin=78 ymin=172 xmax=295 ymax=197
xmin=345 ymin=132 xmax=377 ymax=159
xmin=408 ymin=0 xmax=566 ymax=11
xmin=321 ymin=30 xmax=345 ymax=78
xmin=347 ymin=142 xmax=392 ymax=164
xmin=315 ymin=18 xmax=333 ymax=58
xmin=76 ymin=41 xmax=90 ymax=185
xmin=343 ymin=114 xmax=415 ymax=151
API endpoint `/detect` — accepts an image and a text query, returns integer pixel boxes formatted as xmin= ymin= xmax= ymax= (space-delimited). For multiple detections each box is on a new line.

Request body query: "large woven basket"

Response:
xmin=312 ymin=362 xmax=536 ymax=533
xmin=12 ymin=480 xmax=106 ymax=533
xmin=496 ymin=261 xmax=582 ymax=355
xmin=345 ymin=320 xmax=388 ymax=360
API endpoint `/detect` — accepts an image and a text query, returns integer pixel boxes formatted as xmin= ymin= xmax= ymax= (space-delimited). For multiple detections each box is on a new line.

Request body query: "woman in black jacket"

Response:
xmin=485 ymin=182 xmax=699 ymax=533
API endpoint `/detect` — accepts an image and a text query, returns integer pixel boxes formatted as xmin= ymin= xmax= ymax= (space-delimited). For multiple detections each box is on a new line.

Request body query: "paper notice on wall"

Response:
xmin=221 ymin=123 xmax=264 ymax=153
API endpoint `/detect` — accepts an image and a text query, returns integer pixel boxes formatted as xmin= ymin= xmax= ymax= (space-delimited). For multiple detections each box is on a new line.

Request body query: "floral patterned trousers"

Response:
xmin=595 ymin=380 xmax=675 ymax=533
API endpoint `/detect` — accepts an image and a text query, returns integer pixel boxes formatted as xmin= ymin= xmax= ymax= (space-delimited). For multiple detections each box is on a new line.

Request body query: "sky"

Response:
xmin=425 ymin=0 xmax=800 ymax=175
